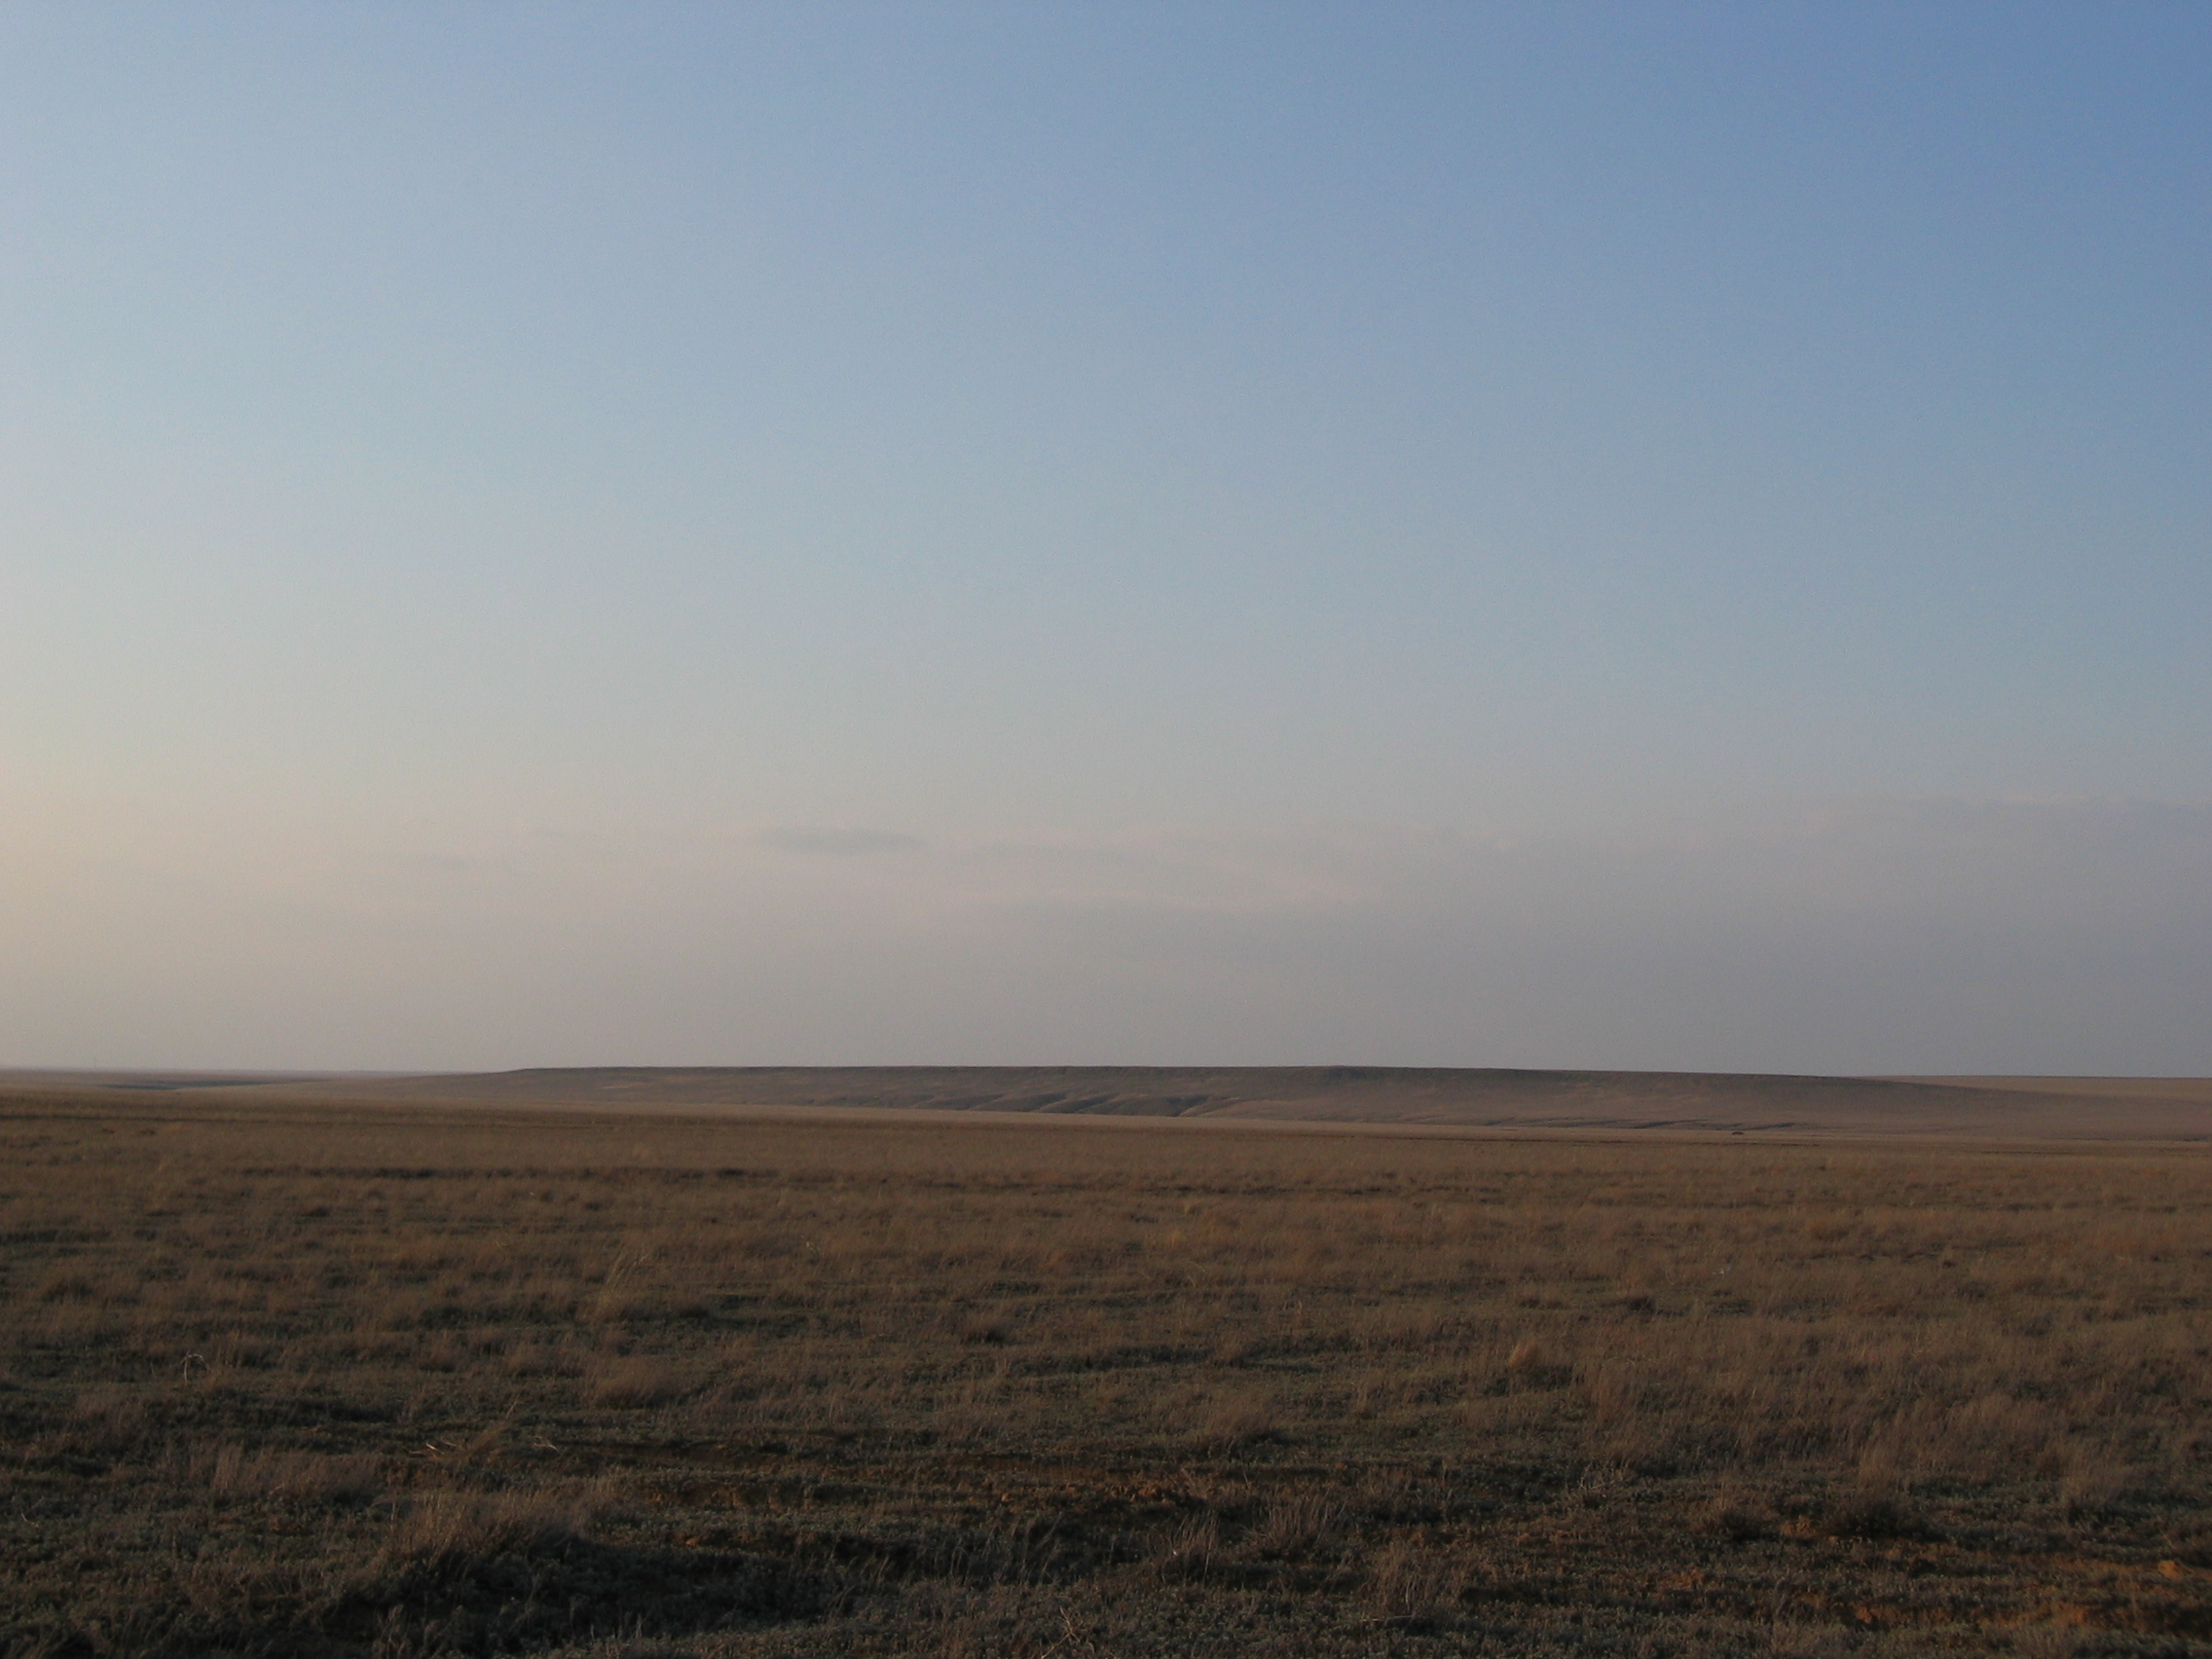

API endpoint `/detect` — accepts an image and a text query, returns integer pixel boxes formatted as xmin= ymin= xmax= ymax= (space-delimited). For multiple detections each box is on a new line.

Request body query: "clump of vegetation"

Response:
xmin=4 ymin=1086 xmax=2210 ymax=1654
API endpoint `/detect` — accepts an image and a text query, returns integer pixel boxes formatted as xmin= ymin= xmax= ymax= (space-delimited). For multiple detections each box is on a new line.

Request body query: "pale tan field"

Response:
xmin=6 ymin=1078 xmax=2212 ymax=1657
xmin=16 ymin=1064 xmax=2212 ymax=1138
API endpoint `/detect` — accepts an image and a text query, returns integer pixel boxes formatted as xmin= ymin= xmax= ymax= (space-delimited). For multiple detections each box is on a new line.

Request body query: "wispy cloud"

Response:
xmin=754 ymin=826 xmax=929 ymax=857
xmin=3 ymin=791 xmax=2205 ymax=1074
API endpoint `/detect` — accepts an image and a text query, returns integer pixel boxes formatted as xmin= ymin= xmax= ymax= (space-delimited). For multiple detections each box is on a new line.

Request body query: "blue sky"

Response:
xmin=4 ymin=4 xmax=2207 ymax=1070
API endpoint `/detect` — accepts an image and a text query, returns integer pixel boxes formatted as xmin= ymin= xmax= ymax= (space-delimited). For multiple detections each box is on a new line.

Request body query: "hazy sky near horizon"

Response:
xmin=4 ymin=4 xmax=2208 ymax=1072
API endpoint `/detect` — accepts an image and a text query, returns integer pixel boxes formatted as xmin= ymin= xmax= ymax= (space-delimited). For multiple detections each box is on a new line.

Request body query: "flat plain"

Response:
xmin=6 ymin=1071 xmax=2212 ymax=1657
xmin=43 ymin=1065 xmax=2212 ymax=1139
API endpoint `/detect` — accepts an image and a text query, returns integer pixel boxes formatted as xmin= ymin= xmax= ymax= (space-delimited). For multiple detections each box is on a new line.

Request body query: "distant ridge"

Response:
xmin=18 ymin=1064 xmax=2203 ymax=1140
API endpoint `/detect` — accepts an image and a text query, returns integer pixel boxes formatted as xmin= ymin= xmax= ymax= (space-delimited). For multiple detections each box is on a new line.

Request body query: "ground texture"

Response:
xmin=6 ymin=1087 xmax=2212 ymax=1656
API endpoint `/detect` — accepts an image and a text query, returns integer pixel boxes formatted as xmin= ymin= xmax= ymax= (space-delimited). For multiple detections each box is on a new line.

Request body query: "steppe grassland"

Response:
xmin=5 ymin=1089 xmax=2212 ymax=1657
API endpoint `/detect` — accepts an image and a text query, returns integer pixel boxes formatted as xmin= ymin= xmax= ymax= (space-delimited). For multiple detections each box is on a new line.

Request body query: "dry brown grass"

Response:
xmin=4 ymin=1086 xmax=2211 ymax=1655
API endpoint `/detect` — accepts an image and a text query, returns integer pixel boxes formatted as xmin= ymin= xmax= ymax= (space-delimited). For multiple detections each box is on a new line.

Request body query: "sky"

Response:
xmin=3 ymin=2 xmax=2208 ymax=1073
